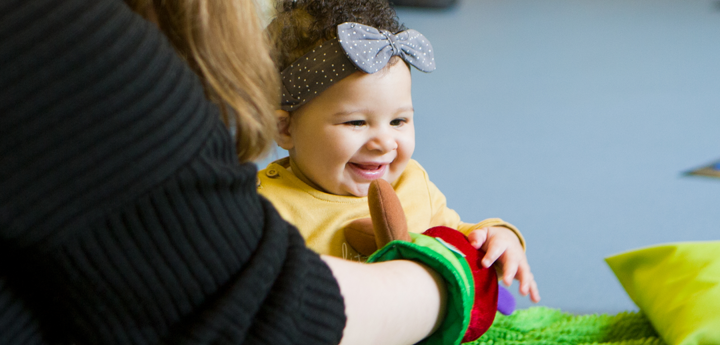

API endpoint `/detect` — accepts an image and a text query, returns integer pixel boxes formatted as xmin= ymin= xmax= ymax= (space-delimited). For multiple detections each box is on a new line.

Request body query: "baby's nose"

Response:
xmin=366 ymin=132 xmax=398 ymax=153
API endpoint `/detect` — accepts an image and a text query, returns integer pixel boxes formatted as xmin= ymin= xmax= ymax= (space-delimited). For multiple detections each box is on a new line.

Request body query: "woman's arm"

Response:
xmin=1 ymin=1 xmax=450 ymax=344
xmin=1 ymin=0 xmax=349 ymax=343
xmin=322 ymin=256 xmax=448 ymax=345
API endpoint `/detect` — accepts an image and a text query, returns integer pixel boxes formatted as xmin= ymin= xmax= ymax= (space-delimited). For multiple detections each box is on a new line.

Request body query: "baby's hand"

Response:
xmin=468 ymin=227 xmax=540 ymax=303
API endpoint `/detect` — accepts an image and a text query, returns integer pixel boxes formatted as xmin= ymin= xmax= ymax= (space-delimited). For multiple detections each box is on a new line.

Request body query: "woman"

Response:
xmin=0 ymin=0 xmax=452 ymax=344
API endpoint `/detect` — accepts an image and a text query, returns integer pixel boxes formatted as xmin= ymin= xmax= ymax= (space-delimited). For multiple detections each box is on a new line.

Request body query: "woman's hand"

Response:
xmin=468 ymin=227 xmax=541 ymax=303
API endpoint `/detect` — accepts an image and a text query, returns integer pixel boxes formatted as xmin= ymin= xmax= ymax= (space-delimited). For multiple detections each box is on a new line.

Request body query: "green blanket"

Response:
xmin=466 ymin=307 xmax=666 ymax=345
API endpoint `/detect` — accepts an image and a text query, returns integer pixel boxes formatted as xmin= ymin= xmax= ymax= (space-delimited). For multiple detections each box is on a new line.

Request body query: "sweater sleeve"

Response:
xmin=0 ymin=274 xmax=53 ymax=345
xmin=0 ymin=0 xmax=346 ymax=344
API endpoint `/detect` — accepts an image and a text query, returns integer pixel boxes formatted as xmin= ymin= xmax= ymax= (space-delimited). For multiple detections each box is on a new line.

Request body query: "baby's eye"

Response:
xmin=390 ymin=118 xmax=407 ymax=127
xmin=345 ymin=120 xmax=366 ymax=127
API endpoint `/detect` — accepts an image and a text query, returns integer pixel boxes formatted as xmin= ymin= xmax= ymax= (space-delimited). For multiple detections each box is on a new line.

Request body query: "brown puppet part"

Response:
xmin=343 ymin=179 xmax=411 ymax=255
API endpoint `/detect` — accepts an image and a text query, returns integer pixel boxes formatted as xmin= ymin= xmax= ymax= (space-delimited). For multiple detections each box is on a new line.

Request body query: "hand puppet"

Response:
xmin=344 ymin=179 xmax=515 ymax=342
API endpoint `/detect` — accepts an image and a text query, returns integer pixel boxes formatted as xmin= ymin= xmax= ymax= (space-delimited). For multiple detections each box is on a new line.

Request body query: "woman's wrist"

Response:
xmin=321 ymin=255 xmax=447 ymax=345
xmin=366 ymin=233 xmax=475 ymax=345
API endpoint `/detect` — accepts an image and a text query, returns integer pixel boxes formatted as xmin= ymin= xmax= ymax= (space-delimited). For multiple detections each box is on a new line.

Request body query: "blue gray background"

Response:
xmin=259 ymin=0 xmax=720 ymax=314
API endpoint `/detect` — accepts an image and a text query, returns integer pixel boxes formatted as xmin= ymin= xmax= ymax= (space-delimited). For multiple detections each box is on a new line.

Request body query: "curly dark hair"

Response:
xmin=268 ymin=0 xmax=405 ymax=71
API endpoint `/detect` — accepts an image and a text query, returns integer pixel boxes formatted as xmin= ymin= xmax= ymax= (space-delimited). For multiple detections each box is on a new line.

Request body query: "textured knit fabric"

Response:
xmin=0 ymin=0 xmax=345 ymax=344
xmin=469 ymin=307 xmax=665 ymax=345
xmin=257 ymin=158 xmax=524 ymax=259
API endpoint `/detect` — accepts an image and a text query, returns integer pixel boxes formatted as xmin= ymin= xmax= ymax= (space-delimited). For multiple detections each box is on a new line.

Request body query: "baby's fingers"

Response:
xmin=517 ymin=265 xmax=532 ymax=295
xmin=468 ymin=228 xmax=488 ymax=250
xmin=500 ymin=257 xmax=518 ymax=287
xmin=481 ymin=241 xmax=508 ymax=268
xmin=517 ymin=262 xmax=541 ymax=303
xmin=528 ymin=281 xmax=541 ymax=303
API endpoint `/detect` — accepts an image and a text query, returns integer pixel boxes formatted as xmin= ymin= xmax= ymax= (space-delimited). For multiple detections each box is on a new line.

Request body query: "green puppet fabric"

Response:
xmin=368 ymin=232 xmax=474 ymax=345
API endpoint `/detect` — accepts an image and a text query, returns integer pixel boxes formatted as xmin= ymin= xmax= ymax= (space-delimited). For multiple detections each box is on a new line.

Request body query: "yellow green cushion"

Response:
xmin=605 ymin=241 xmax=720 ymax=345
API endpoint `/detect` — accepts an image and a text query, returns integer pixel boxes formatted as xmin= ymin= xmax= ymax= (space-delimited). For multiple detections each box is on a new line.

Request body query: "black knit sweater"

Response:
xmin=0 ymin=0 xmax=346 ymax=344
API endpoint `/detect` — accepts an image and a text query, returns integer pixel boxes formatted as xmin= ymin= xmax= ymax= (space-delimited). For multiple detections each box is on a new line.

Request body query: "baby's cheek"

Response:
xmin=386 ymin=161 xmax=407 ymax=184
xmin=399 ymin=139 xmax=415 ymax=159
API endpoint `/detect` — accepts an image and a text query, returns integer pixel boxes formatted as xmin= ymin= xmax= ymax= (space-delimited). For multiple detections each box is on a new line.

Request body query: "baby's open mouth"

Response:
xmin=350 ymin=163 xmax=383 ymax=170
xmin=348 ymin=162 xmax=388 ymax=180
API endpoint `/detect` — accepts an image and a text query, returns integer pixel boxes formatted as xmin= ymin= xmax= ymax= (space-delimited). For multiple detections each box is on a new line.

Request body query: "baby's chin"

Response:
xmin=345 ymin=183 xmax=370 ymax=197
xmin=345 ymin=176 xmax=397 ymax=197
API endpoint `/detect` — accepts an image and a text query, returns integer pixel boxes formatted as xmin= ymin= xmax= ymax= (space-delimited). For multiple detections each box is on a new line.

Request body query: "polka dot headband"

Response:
xmin=280 ymin=22 xmax=436 ymax=111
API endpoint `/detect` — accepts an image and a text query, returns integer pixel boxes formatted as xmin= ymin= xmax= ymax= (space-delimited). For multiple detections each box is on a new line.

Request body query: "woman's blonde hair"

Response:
xmin=125 ymin=0 xmax=279 ymax=163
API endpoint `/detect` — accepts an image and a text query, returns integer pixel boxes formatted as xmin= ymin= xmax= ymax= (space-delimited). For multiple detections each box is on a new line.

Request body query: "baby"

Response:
xmin=260 ymin=0 xmax=539 ymax=302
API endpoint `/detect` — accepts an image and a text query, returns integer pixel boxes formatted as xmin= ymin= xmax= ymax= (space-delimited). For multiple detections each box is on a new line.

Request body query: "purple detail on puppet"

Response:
xmin=497 ymin=285 xmax=516 ymax=315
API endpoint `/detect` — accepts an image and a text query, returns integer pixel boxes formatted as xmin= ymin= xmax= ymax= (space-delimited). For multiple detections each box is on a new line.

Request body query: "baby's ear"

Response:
xmin=275 ymin=109 xmax=294 ymax=150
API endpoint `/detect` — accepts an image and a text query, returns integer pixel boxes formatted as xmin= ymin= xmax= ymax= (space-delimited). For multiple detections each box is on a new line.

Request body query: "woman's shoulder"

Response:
xmin=1 ymin=0 xmax=225 ymax=241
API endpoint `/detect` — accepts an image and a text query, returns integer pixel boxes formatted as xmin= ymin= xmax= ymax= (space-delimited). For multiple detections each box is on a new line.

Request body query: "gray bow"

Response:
xmin=337 ymin=22 xmax=436 ymax=74
xmin=279 ymin=22 xmax=436 ymax=111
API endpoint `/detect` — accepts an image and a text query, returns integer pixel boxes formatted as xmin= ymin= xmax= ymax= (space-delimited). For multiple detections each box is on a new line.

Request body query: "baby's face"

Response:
xmin=286 ymin=61 xmax=415 ymax=197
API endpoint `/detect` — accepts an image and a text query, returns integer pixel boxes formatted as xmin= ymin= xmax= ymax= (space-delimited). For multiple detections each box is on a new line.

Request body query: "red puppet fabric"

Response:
xmin=423 ymin=227 xmax=499 ymax=342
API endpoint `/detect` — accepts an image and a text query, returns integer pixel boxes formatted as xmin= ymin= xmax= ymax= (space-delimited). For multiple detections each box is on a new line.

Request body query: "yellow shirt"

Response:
xmin=258 ymin=158 xmax=524 ymax=260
